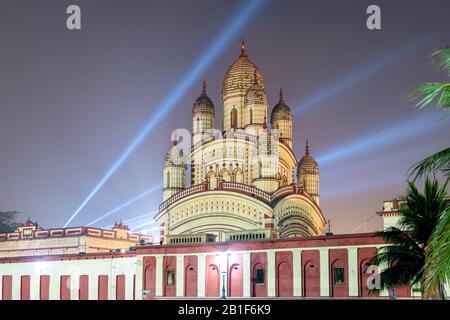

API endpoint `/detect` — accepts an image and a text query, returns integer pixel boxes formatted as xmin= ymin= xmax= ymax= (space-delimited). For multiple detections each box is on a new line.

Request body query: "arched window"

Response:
xmin=166 ymin=171 xmax=170 ymax=188
xmin=196 ymin=117 xmax=200 ymax=132
xmin=249 ymin=108 xmax=253 ymax=124
xmin=231 ymin=108 xmax=237 ymax=129
xmin=258 ymin=161 xmax=262 ymax=177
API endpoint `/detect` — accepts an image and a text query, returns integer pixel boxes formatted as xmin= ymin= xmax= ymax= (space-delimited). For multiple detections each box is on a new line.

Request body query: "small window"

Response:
xmin=167 ymin=270 xmax=174 ymax=286
xmin=255 ymin=268 xmax=264 ymax=285
xmin=333 ymin=267 xmax=345 ymax=285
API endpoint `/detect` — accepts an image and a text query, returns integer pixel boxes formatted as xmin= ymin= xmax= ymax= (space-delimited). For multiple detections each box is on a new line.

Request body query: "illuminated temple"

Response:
xmin=1 ymin=43 xmax=444 ymax=300
xmin=156 ymin=41 xmax=325 ymax=243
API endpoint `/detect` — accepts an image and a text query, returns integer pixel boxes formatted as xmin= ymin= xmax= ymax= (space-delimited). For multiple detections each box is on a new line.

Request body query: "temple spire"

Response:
xmin=305 ymin=140 xmax=310 ymax=155
xmin=279 ymin=88 xmax=284 ymax=103
xmin=253 ymin=67 xmax=258 ymax=85
xmin=239 ymin=40 xmax=248 ymax=58
xmin=201 ymin=80 xmax=207 ymax=96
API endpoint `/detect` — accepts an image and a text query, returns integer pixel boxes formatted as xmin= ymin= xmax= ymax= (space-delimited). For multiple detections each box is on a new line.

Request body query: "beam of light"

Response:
xmin=131 ymin=220 xmax=157 ymax=231
xmin=292 ymin=41 xmax=424 ymax=115
xmin=133 ymin=226 xmax=159 ymax=235
xmin=64 ymin=0 xmax=267 ymax=227
xmin=317 ymin=112 xmax=447 ymax=166
xmin=86 ymin=184 xmax=161 ymax=227
xmin=102 ymin=211 xmax=156 ymax=229
xmin=321 ymin=141 xmax=440 ymax=180
xmin=321 ymin=178 xmax=401 ymax=199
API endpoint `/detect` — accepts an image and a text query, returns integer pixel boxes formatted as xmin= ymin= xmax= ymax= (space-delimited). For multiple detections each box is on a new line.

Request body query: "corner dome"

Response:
xmin=271 ymin=88 xmax=292 ymax=121
xmin=222 ymin=41 xmax=265 ymax=98
xmin=298 ymin=141 xmax=318 ymax=172
xmin=193 ymin=81 xmax=215 ymax=116
xmin=164 ymin=141 xmax=185 ymax=167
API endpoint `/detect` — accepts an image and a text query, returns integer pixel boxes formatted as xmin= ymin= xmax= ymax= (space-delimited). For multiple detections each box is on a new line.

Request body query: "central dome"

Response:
xmin=222 ymin=41 xmax=265 ymax=99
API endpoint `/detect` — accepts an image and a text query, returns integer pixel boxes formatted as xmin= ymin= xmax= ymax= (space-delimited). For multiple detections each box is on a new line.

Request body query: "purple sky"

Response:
xmin=0 ymin=0 xmax=449 ymax=236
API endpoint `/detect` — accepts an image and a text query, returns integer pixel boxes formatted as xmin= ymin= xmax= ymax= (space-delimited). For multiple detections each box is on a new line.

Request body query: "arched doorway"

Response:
xmin=231 ymin=108 xmax=237 ymax=128
xmin=144 ymin=264 xmax=155 ymax=299
xmin=276 ymin=262 xmax=293 ymax=297
xmin=185 ymin=264 xmax=197 ymax=297
xmin=205 ymin=264 xmax=220 ymax=297
xmin=228 ymin=264 xmax=243 ymax=297
xmin=207 ymin=171 xmax=217 ymax=190
xmin=303 ymin=260 xmax=320 ymax=297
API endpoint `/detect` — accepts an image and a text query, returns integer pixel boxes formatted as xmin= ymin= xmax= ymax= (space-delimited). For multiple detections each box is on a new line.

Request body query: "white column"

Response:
xmin=125 ymin=273 xmax=135 ymax=300
xmin=243 ymin=252 xmax=251 ymax=298
xmin=292 ymin=249 xmax=302 ymax=297
xmin=348 ymin=247 xmax=359 ymax=297
xmin=88 ymin=274 xmax=98 ymax=300
xmin=49 ymin=274 xmax=59 ymax=300
xmin=155 ymin=255 xmax=164 ymax=297
xmin=267 ymin=251 xmax=276 ymax=297
xmin=11 ymin=275 xmax=20 ymax=300
xmin=176 ymin=255 xmax=184 ymax=297
xmin=378 ymin=260 xmax=389 ymax=297
xmin=319 ymin=248 xmax=330 ymax=297
xmin=30 ymin=274 xmax=39 ymax=300
xmin=70 ymin=274 xmax=79 ymax=300
xmin=197 ymin=254 xmax=206 ymax=297
xmin=134 ymin=256 xmax=144 ymax=300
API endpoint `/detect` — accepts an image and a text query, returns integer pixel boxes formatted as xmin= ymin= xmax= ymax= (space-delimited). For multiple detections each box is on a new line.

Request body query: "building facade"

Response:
xmin=156 ymin=42 xmax=325 ymax=243
xmin=1 ymin=43 xmax=445 ymax=300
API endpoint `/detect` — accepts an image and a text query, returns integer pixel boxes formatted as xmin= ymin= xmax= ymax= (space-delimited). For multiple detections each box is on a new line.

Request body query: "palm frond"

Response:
xmin=411 ymin=83 xmax=450 ymax=110
xmin=431 ymin=46 xmax=450 ymax=74
xmin=422 ymin=206 xmax=450 ymax=299
xmin=409 ymin=148 xmax=450 ymax=181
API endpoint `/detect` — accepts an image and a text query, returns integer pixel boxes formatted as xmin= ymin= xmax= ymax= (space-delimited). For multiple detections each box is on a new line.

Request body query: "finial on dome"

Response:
xmin=201 ymin=80 xmax=207 ymax=96
xmin=305 ymin=140 xmax=310 ymax=155
xmin=239 ymin=40 xmax=248 ymax=58
xmin=279 ymin=88 xmax=284 ymax=103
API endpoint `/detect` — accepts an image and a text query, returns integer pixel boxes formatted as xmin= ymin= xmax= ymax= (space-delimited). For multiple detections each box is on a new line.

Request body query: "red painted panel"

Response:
xmin=184 ymin=256 xmax=198 ymax=297
xmin=251 ymin=252 xmax=267 ymax=297
xmin=98 ymin=275 xmax=108 ymax=300
xmin=302 ymin=250 xmax=320 ymax=297
xmin=329 ymin=249 xmax=349 ymax=297
xmin=20 ymin=275 xmax=30 ymax=300
xmin=163 ymin=256 xmax=177 ymax=297
xmin=116 ymin=275 xmax=126 ymax=300
xmin=143 ymin=256 xmax=156 ymax=299
xmin=2 ymin=275 xmax=12 ymax=300
xmin=276 ymin=251 xmax=293 ymax=297
xmin=39 ymin=275 xmax=50 ymax=300
xmin=79 ymin=275 xmax=89 ymax=300
xmin=60 ymin=275 xmax=71 ymax=300
xmin=228 ymin=254 xmax=243 ymax=297
xmin=205 ymin=255 xmax=220 ymax=297
xmin=358 ymin=247 xmax=379 ymax=297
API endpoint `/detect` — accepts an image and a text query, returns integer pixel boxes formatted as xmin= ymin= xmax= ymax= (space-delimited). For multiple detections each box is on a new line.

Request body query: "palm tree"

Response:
xmin=369 ymin=178 xmax=448 ymax=299
xmin=409 ymin=46 xmax=449 ymax=180
xmin=422 ymin=203 xmax=450 ymax=299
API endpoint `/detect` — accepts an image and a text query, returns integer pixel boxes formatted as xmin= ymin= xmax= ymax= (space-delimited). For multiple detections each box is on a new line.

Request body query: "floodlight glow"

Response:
xmin=64 ymin=0 xmax=267 ymax=227
xmin=131 ymin=220 xmax=157 ymax=231
xmin=292 ymin=42 xmax=423 ymax=115
xmin=317 ymin=112 xmax=446 ymax=166
xmin=86 ymin=184 xmax=161 ymax=226
xmin=103 ymin=211 xmax=156 ymax=229
xmin=133 ymin=226 xmax=159 ymax=234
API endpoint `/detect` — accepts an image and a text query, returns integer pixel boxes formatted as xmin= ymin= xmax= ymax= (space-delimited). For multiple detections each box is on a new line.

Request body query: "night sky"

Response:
xmin=0 ymin=0 xmax=449 ymax=237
